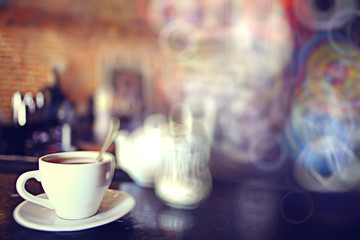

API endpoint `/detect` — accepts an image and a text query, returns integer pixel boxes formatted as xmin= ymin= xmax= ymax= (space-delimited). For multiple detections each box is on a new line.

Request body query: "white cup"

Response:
xmin=16 ymin=151 xmax=115 ymax=220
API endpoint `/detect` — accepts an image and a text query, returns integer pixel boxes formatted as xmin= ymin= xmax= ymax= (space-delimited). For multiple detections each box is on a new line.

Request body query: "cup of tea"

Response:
xmin=16 ymin=151 xmax=115 ymax=220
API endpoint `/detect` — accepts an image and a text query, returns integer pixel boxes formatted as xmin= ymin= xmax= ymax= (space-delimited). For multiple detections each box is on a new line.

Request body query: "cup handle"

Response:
xmin=16 ymin=170 xmax=55 ymax=209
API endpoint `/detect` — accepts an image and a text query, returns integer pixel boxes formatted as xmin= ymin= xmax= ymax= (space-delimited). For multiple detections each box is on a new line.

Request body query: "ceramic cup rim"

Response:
xmin=39 ymin=151 xmax=114 ymax=166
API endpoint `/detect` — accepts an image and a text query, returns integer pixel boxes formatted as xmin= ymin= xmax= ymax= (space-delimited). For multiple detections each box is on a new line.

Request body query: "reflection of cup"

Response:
xmin=16 ymin=151 xmax=115 ymax=220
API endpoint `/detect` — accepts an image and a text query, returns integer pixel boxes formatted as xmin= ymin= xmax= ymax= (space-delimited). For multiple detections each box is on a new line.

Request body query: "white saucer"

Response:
xmin=13 ymin=189 xmax=136 ymax=232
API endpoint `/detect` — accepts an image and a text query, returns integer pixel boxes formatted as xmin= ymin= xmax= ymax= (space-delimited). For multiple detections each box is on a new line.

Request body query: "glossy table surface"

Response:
xmin=1 ymin=158 xmax=360 ymax=240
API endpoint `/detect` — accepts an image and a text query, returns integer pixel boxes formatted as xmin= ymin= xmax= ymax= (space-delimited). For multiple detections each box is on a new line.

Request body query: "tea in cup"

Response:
xmin=16 ymin=151 xmax=115 ymax=220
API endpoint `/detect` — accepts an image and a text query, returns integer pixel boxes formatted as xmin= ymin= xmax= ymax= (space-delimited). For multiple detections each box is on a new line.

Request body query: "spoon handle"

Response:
xmin=96 ymin=118 xmax=121 ymax=162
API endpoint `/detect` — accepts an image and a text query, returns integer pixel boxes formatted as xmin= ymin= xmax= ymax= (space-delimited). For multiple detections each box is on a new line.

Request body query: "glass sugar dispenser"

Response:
xmin=154 ymin=104 xmax=212 ymax=209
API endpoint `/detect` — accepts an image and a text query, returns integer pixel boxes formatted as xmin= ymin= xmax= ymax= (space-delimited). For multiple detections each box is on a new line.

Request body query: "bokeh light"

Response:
xmin=280 ymin=191 xmax=314 ymax=224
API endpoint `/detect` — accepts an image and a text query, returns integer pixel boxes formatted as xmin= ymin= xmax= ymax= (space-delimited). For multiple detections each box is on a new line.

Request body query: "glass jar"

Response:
xmin=154 ymin=104 xmax=212 ymax=209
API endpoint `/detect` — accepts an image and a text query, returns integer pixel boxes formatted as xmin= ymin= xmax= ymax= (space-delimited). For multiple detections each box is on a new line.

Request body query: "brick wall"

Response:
xmin=0 ymin=1 xmax=160 ymax=124
xmin=0 ymin=26 xmax=59 ymax=121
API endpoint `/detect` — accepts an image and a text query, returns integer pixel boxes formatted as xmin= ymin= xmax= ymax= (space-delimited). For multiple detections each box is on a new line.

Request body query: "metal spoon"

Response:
xmin=96 ymin=118 xmax=121 ymax=162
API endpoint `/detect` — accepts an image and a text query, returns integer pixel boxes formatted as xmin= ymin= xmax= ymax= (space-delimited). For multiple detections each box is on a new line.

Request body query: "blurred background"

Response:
xmin=1 ymin=0 xmax=360 ymax=191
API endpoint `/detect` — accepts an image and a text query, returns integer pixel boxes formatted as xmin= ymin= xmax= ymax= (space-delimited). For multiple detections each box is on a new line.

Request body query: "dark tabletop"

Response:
xmin=1 ymin=159 xmax=360 ymax=240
